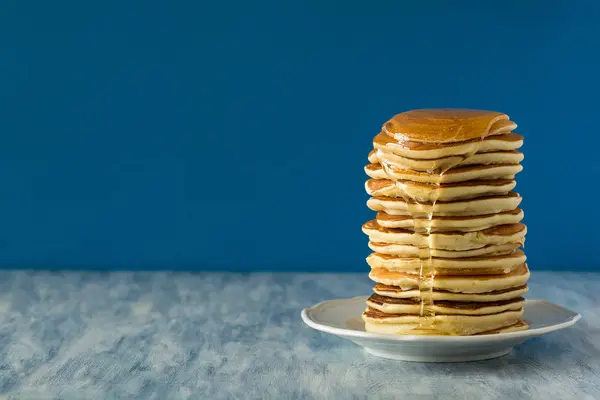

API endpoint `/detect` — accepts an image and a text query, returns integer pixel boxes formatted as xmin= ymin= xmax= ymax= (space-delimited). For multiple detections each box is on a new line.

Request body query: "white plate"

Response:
xmin=301 ymin=296 xmax=581 ymax=362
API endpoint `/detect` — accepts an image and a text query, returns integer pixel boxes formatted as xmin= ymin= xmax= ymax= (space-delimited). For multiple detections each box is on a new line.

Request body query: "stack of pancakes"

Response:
xmin=361 ymin=109 xmax=529 ymax=335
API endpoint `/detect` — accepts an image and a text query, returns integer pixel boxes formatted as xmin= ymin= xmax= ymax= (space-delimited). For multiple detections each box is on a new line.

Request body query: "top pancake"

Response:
xmin=383 ymin=109 xmax=516 ymax=144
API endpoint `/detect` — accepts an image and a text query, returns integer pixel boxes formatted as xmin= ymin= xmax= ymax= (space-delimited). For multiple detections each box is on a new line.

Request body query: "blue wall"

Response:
xmin=1 ymin=1 xmax=599 ymax=271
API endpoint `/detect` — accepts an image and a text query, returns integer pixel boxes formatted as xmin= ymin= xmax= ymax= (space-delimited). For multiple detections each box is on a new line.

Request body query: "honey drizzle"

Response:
xmin=376 ymin=135 xmax=486 ymax=335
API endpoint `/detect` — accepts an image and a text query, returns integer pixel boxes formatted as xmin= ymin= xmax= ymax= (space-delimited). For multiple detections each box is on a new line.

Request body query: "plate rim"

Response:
xmin=301 ymin=296 xmax=581 ymax=342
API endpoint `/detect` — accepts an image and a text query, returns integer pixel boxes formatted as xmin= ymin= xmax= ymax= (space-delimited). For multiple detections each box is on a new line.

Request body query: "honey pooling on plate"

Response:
xmin=362 ymin=109 xmax=530 ymax=335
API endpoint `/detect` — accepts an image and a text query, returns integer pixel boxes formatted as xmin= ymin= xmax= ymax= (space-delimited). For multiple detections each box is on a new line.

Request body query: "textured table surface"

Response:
xmin=0 ymin=270 xmax=598 ymax=399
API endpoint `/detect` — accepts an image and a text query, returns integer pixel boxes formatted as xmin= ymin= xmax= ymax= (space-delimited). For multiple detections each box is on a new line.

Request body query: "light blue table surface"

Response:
xmin=0 ymin=270 xmax=597 ymax=399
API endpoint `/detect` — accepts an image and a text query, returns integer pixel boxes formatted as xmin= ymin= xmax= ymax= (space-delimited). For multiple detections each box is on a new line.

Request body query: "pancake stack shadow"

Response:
xmin=361 ymin=109 xmax=530 ymax=335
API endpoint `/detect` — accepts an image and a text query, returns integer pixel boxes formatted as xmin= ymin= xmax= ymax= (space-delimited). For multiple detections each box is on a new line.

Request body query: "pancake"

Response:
xmin=362 ymin=307 xmax=523 ymax=335
xmin=361 ymin=109 xmax=528 ymax=336
xmin=368 ymin=150 xmax=379 ymax=164
xmin=362 ymin=220 xmax=526 ymax=251
xmin=366 ymin=295 xmax=525 ymax=315
xmin=373 ymin=132 xmax=523 ymax=160
xmin=382 ymin=109 xmax=516 ymax=144
xmin=376 ymin=209 xmax=524 ymax=231
xmin=366 ymin=192 xmax=522 ymax=217
xmin=366 ymin=250 xmax=526 ymax=275
xmin=365 ymin=162 xmax=523 ymax=183
xmin=368 ymin=242 xmax=520 ymax=258
xmin=373 ymin=283 xmax=528 ymax=302
xmin=375 ymin=149 xmax=524 ymax=173
xmin=369 ymin=263 xmax=530 ymax=293
xmin=366 ymin=178 xmax=516 ymax=202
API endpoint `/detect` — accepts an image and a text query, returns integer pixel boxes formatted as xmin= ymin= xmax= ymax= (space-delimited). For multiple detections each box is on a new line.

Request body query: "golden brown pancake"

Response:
xmin=373 ymin=132 xmax=524 ymax=162
xmin=365 ymin=178 xmax=516 ymax=202
xmin=375 ymin=208 xmax=524 ymax=231
xmin=374 ymin=132 xmax=523 ymax=152
xmin=373 ymin=283 xmax=529 ymax=302
xmin=366 ymin=192 xmax=522 ymax=217
xmin=368 ymin=242 xmax=520 ymax=258
xmin=366 ymin=295 xmax=525 ymax=315
xmin=366 ymin=250 xmax=526 ymax=275
xmin=362 ymin=307 xmax=524 ymax=335
xmin=369 ymin=263 xmax=530 ymax=292
xmin=375 ymin=149 xmax=524 ymax=173
xmin=362 ymin=220 xmax=526 ymax=251
xmin=382 ymin=109 xmax=516 ymax=143
xmin=365 ymin=162 xmax=523 ymax=183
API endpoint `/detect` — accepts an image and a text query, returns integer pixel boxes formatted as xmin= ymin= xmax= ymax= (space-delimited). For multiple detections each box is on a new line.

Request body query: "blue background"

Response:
xmin=1 ymin=1 xmax=599 ymax=271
